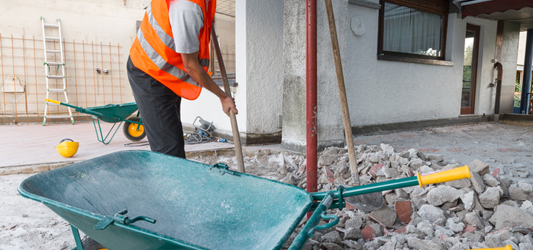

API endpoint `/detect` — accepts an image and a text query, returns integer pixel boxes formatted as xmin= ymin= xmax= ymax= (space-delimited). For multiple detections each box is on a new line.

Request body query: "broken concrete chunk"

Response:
xmin=278 ymin=165 xmax=288 ymax=175
xmin=434 ymin=225 xmax=455 ymax=238
xmin=509 ymin=186 xmax=530 ymax=201
xmin=369 ymin=205 xmax=397 ymax=228
xmin=407 ymin=236 xmax=445 ymax=250
xmin=479 ymin=186 xmax=503 ymax=209
xmin=465 ymin=212 xmax=484 ymax=229
xmin=282 ymin=173 xmax=298 ymax=185
xmin=409 ymin=159 xmax=424 ymax=169
xmin=321 ymin=242 xmax=344 ymax=250
xmin=417 ymin=165 xmax=434 ymax=174
xmin=417 ymin=204 xmax=445 ymax=224
xmin=520 ymin=201 xmax=533 ymax=216
xmin=460 ymin=191 xmax=475 ymax=211
xmin=489 ymin=204 xmax=533 ymax=230
xmin=343 ymin=227 xmax=363 ymax=241
xmin=446 ymin=178 xmax=472 ymax=189
xmin=463 ymin=231 xmax=485 ymax=243
xmin=446 ymin=218 xmax=465 ymax=233
xmin=468 ymin=159 xmax=490 ymax=175
xmin=368 ymin=222 xmax=383 ymax=237
xmin=427 ymin=155 xmax=444 ymax=162
xmin=483 ymin=174 xmax=500 ymax=187
xmin=427 ymin=185 xmax=464 ymax=206
xmin=345 ymin=216 xmax=363 ymax=230
xmin=518 ymin=181 xmax=533 ymax=193
xmin=322 ymin=231 xmax=342 ymax=244
xmin=380 ymin=143 xmax=395 ymax=156
xmin=416 ymin=220 xmax=434 ymax=237
xmin=470 ymin=171 xmax=486 ymax=194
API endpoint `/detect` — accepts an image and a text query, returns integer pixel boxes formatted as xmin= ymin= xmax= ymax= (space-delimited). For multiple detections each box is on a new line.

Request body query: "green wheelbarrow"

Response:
xmin=18 ymin=151 xmax=471 ymax=250
xmin=46 ymin=99 xmax=146 ymax=145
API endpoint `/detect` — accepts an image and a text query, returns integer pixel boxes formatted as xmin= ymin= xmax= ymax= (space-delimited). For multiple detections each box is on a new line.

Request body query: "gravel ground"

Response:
xmin=1 ymin=122 xmax=532 ymax=249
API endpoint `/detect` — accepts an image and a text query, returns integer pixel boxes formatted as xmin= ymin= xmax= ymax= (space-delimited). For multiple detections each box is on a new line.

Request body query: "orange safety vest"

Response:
xmin=130 ymin=0 xmax=216 ymax=100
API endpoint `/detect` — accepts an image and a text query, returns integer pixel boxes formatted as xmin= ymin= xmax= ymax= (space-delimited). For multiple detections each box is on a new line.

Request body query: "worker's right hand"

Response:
xmin=221 ymin=95 xmax=238 ymax=116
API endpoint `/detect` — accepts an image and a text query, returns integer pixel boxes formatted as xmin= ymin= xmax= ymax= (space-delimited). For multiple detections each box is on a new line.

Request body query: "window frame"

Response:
xmin=378 ymin=0 xmax=449 ymax=62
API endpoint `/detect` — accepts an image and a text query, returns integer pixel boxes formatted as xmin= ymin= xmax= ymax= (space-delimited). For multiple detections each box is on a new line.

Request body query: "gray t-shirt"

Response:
xmin=168 ymin=0 xmax=209 ymax=54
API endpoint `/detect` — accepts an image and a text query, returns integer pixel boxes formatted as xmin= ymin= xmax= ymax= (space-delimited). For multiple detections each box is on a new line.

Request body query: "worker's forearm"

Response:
xmin=181 ymin=53 xmax=226 ymax=99
xmin=189 ymin=65 xmax=227 ymax=99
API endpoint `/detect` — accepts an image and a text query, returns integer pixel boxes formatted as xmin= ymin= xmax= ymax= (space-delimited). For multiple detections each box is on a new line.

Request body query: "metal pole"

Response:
xmin=33 ymin=36 xmax=40 ymax=121
xmin=521 ymin=29 xmax=533 ymax=114
xmin=306 ymin=0 xmax=318 ymax=195
xmin=22 ymin=35 xmax=29 ymax=124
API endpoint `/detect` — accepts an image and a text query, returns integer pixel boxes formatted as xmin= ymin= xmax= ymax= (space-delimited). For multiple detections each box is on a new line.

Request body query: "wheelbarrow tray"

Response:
xmin=85 ymin=102 xmax=138 ymax=123
xmin=18 ymin=151 xmax=313 ymax=250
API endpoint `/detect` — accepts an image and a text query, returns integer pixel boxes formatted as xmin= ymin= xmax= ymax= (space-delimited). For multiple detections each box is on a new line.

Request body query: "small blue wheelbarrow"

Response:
xmin=45 ymin=99 xmax=146 ymax=145
xmin=18 ymin=151 xmax=471 ymax=250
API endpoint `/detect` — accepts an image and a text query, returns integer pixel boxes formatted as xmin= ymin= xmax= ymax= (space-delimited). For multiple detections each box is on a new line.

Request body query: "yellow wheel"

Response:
xmin=123 ymin=117 xmax=146 ymax=142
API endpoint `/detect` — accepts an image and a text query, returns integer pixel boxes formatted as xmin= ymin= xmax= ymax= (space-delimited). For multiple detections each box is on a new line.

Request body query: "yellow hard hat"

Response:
xmin=55 ymin=138 xmax=79 ymax=158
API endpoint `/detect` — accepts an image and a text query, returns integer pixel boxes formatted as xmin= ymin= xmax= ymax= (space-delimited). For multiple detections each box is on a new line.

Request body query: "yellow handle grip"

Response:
xmin=465 ymin=245 xmax=513 ymax=250
xmin=417 ymin=165 xmax=471 ymax=187
xmin=45 ymin=99 xmax=61 ymax=105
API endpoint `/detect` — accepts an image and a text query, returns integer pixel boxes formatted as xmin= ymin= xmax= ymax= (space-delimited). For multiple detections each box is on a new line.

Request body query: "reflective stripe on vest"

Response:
xmin=129 ymin=0 xmax=215 ymax=100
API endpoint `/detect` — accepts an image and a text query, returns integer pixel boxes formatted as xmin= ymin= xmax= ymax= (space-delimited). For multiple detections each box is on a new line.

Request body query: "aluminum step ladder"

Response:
xmin=41 ymin=17 xmax=74 ymax=125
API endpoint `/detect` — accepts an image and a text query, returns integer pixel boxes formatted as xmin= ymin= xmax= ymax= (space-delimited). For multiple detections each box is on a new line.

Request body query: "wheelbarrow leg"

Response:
xmin=70 ymin=224 xmax=85 ymax=250
xmin=92 ymin=116 xmax=124 ymax=145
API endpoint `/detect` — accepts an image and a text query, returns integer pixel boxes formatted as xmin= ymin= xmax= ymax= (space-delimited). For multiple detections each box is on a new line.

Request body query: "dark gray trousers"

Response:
xmin=127 ymin=57 xmax=186 ymax=158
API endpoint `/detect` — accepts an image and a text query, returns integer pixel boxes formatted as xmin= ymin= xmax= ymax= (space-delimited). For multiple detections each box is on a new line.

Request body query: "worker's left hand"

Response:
xmin=221 ymin=95 xmax=238 ymax=116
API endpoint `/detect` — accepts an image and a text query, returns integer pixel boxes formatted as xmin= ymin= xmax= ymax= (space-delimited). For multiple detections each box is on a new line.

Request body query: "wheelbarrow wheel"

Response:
xmin=81 ymin=236 xmax=107 ymax=250
xmin=123 ymin=117 xmax=146 ymax=142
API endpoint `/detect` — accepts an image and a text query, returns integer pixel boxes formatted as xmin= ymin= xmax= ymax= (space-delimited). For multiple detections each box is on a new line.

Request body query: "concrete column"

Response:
xmin=235 ymin=0 xmax=284 ymax=144
xmin=520 ymin=29 xmax=533 ymax=114
xmin=282 ymin=0 xmax=345 ymax=153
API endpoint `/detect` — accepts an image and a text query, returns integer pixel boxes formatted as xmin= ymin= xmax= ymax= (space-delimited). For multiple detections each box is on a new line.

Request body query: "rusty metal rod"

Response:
xmin=306 ymin=0 xmax=318 ymax=195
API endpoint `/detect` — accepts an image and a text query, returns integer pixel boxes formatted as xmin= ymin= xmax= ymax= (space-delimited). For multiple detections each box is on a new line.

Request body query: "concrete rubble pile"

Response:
xmin=273 ymin=144 xmax=533 ymax=250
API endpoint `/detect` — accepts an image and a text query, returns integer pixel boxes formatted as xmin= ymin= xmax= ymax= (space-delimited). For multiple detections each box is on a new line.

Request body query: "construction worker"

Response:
xmin=127 ymin=0 xmax=237 ymax=158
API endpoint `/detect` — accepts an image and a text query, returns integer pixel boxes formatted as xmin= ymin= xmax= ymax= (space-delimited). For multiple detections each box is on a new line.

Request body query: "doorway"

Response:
xmin=461 ymin=24 xmax=480 ymax=115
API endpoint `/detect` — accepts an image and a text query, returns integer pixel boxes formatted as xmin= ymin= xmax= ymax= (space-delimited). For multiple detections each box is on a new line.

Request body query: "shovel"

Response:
xmin=324 ymin=0 xmax=383 ymax=212
xmin=211 ymin=29 xmax=245 ymax=174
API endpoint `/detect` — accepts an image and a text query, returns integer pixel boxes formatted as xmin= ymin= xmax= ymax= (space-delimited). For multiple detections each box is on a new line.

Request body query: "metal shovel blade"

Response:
xmin=344 ymin=191 xmax=384 ymax=213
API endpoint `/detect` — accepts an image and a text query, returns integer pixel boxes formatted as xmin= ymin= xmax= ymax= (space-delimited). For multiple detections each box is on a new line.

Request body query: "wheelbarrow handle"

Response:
xmin=472 ymin=246 xmax=512 ymax=250
xmin=311 ymin=166 xmax=471 ymax=204
xmin=288 ymin=192 xmax=337 ymax=250
xmin=45 ymin=99 xmax=122 ymax=122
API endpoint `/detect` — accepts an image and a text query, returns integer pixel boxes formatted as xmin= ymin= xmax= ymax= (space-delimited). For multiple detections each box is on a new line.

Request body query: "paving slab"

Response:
xmin=0 ymin=122 xmax=235 ymax=171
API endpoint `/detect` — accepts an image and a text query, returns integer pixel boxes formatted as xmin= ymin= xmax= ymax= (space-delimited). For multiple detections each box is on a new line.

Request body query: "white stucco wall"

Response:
xmin=244 ymin=0 xmax=284 ymax=134
xmin=282 ymin=0 xmax=519 ymax=150
xmin=183 ymin=0 xmax=285 ymax=137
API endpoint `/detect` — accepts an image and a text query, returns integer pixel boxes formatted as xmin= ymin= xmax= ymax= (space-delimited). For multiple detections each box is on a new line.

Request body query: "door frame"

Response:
xmin=461 ymin=24 xmax=480 ymax=115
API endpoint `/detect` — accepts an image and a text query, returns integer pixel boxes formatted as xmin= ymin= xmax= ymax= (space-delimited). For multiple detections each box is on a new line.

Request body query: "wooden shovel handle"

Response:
xmin=211 ymin=29 xmax=245 ymax=174
xmin=325 ymin=0 xmax=359 ymax=185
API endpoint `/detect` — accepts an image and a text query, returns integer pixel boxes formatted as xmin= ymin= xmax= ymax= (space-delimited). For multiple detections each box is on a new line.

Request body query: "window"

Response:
xmin=378 ymin=0 xmax=449 ymax=61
